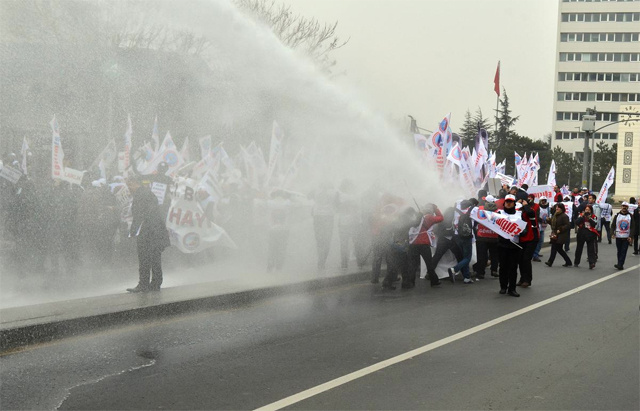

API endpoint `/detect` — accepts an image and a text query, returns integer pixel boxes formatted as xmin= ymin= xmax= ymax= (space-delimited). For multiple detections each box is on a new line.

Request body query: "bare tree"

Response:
xmin=234 ymin=0 xmax=349 ymax=73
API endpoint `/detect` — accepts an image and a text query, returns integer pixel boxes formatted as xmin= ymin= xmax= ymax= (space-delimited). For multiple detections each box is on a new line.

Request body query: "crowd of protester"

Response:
xmin=1 ymin=151 xmax=638 ymax=296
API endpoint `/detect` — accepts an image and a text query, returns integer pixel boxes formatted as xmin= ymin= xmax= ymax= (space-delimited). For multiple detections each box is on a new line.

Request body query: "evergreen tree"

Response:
xmin=473 ymin=107 xmax=493 ymax=135
xmin=551 ymin=146 xmax=581 ymax=188
xmin=494 ymin=88 xmax=519 ymax=150
xmin=458 ymin=109 xmax=475 ymax=147
xmin=592 ymin=142 xmax=617 ymax=190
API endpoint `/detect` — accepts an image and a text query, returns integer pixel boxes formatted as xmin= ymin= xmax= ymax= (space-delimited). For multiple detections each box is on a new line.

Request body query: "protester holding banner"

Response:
xmin=612 ymin=202 xmax=635 ymax=269
xmin=497 ymin=195 xmax=522 ymax=297
xmin=126 ymin=178 xmax=170 ymax=293
xmin=573 ymin=205 xmax=599 ymax=269
xmin=545 ymin=203 xmax=573 ymax=268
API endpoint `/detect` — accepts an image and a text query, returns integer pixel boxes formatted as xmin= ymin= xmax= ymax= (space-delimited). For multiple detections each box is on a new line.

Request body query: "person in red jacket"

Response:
xmin=407 ymin=203 xmax=444 ymax=287
xmin=473 ymin=199 xmax=500 ymax=279
xmin=574 ymin=204 xmax=599 ymax=269
xmin=516 ymin=199 xmax=539 ymax=288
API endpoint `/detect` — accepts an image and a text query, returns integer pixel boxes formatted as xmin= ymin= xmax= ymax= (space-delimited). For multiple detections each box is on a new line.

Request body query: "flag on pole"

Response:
xmin=180 ymin=136 xmax=190 ymax=163
xmin=151 ymin=115 xmax=159 ymax=152
xmin=265 ymin=120 xmax=284 ymax=186
xmin=596 ymin=166 xmax=615 ymax=204
xmin=50 ymin=115 xmax=65 ymax=179
xmin=199 ymin=135 xmax=211 ymax=160
xmin=494 ymin=61 xmax=500 ymax=96
xmin=547 ymin=159 xmax=557 ymax=186
xmin=21 ymin=136 xmax=29 ymax=175
xmin=123 ymin=114 xmax=132 ymax=172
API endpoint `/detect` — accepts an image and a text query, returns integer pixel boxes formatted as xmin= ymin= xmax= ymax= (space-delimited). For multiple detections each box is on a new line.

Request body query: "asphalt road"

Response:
xmin=1 ymin=245 xmax=638 ymax=410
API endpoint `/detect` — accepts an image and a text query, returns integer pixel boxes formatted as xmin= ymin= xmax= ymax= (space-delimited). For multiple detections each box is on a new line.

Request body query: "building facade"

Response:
xmin=552 ymin=0 xmax=640 ymax=159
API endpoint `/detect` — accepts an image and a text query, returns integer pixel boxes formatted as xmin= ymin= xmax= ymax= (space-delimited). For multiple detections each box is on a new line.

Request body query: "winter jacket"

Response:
xmin=548 ymin=212 xmax=571 ymax=244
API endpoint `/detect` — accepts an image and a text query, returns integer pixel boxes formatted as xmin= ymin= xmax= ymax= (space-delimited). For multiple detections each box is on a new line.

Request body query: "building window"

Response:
xmin=560 ymin=32 xmax=640 ymax=43
xmin=561 ymin=13 xmax=640 ymax=22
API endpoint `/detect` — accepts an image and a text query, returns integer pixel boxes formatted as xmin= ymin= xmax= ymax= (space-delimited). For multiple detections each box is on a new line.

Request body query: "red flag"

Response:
xmin=494 ymin=61 xmax=500 ymax=96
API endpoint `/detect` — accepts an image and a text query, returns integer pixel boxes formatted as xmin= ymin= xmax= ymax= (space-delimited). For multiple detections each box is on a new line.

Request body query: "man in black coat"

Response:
xmin=126 ymin=178 xmax=170 ymax=293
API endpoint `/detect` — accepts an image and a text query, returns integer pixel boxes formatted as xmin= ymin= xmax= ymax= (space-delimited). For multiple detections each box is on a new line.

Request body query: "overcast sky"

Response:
xmin=288 ymin=0 xmax=559 ymax=140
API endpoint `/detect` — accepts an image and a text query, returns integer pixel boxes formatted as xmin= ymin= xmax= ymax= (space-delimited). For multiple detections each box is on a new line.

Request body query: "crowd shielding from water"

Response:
xmin=1 ymin=148 xmax=638 ymax=298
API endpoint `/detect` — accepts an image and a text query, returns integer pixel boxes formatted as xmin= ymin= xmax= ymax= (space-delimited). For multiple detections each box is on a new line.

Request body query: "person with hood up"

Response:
xmin=545 ymin=203 xmax=573 ymax=268
xmin=447 ymin=199 xmax=476 ymax=284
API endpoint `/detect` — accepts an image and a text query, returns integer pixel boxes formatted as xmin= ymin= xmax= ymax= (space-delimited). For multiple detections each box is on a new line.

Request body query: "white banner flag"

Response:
xmin=470 ymin=207 xmax=527 ymax=240
xmin=166 ymin=179 xmax=236 ymax=253
xmin=596 ymin=166 xmax=615 ymax=204
xmin=61 ymin=167 xmax=85 ymax=186
xmin=50 ymin=115 xmax=65 ymax=179
xmin=527 ymin=185 xmax=554 ymax=203
xmin=21 ymin=136 xmax=29 ymax=175
xmin=547 ymin=159 xmax=557 ymax=186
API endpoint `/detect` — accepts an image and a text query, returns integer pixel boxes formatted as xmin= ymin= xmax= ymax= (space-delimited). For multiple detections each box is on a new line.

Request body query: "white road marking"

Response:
xmin=255 ymin=264 xmax=639 ymax=411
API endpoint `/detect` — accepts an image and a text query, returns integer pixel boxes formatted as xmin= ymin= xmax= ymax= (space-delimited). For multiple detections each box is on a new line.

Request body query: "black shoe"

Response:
xmin=545 ymin=261 xmax=552 ymax=267
xmin=633 ymin=252 xmax=639 ymax=255
xmin=381 ymin=284 xmax=396 ymax=291
xmin=476 ymin=274 xmax=485 ymax=280
xmin=614 ymin=264 xmax=623 ymax=270
xmin=589 ymin=263 xmax=595 ymax=270
xmin=491 ymin=271 xmax=499 ymax=277
xmin=516 ymin=281 xmax=523 ymax=286
xmin=573 ymin=263 xmax=579 ymax=267
xmin=499 ymin=289 xmax=507 ymax=294
xmin=431 ymin=281 xmax=442 ymax=287
xmin=508 ymin=290 xmax=520 ymax=297
xmin=562 ymin=263 xmax=572 ymax=267
xmin=608 ymin=241 xmax=612 ymax=244
xmin=538 ymin=254 xmax=544 ymax=258
xmin=126 ymin=285 xmax=148 ymax=293
xmin=532 ymin=257 xmax=541 ymax=262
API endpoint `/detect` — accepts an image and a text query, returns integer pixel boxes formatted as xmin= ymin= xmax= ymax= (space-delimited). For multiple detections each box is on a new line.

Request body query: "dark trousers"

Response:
xmin=268 ymin=230 xmax=290 ymax=271
xmin=598 ymin=221 xmax=611 ymax=243
xmin=518 ymin=240 xmax=537 ymax=284
xmin=574 ymin=231 xmax=597 ymax=265
xmin=371 ymin=237 xmax=386 ymax=282
xmin=430 ymin=236 xmax=462 ymax=272
xmin=616 ymin=238 xmax=630 ymax=267
xmin=634 ymin=232 xmax=639 ymax=253
xmin=408 ymin=243 xmax=438 ymax=285
xmin=548 ymin=242 xmax=572 ymax=266
xmin=452 ymin=236 xmax=473 ymax=280
xmin=473 ymin=240 xmax=498 ymax=277
xmin=313 ymin=215 xmax=334 ymax=269
xmin=564 ymin=229 xmax=571 ymax=251
xmin=384 ymin=249 xmax=408 ymax=286
xmin=137 ymin=241 xmax=163 ymax=288
xmin=499 ymin=246 xmax=521 ymax=292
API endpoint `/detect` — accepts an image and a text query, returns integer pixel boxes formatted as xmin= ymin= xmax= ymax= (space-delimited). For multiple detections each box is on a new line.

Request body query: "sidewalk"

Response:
xmin=0 ymin=267 xmax=369 ymax=351
xmin=0 ymin=238 xmax=572 ymax=351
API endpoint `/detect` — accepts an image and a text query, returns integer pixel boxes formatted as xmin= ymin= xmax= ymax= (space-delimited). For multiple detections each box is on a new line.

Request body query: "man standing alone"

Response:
xmin=127 ymin=178 xmax=170 ymax=292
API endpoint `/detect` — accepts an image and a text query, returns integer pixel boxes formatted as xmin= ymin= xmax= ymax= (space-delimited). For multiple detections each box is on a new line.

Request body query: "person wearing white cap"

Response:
xmin=497 ymin=195 xmax=521 ymax=297
xmin=611 ymin=202 xmax=635 ymax=270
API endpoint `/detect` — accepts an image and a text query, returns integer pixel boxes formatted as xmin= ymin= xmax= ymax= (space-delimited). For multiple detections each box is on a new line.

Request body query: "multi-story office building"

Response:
xmin=552 ymin=0 xmax=640 ymax=197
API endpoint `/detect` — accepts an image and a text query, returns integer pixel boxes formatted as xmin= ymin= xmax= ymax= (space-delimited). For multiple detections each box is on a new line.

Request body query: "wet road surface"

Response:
xmin=1 ymin=248 xmax=638 ymax=410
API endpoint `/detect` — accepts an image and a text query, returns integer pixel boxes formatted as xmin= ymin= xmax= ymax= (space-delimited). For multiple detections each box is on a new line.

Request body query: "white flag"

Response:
xmin=470 ymin=207 xmax=527 ymax=240
xmin=123 ymin=114 xmax=132 ymax=172
xmin=547 ymin=159 xmax=557 ymax=186
xmin=596 ymin=166 xmax=615 ymax=204
xmin=151 ymin=115 xmax=160 ymax=152
xmin=21 ymin=136 xmax=29 ymax=175
xmin=265 ymin=120 xmax=284 ymax=186
xmin=50 ymin=115 xmax=65 ymax=179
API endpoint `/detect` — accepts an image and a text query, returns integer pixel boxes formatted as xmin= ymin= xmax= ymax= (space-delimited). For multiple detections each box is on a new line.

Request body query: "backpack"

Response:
xmin=458 ymin=210 xmax=473 ymax=239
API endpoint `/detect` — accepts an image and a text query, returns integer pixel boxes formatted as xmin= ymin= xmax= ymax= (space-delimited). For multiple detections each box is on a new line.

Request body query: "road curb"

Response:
xmin=0 ymin=271 xmax=371 ymax=353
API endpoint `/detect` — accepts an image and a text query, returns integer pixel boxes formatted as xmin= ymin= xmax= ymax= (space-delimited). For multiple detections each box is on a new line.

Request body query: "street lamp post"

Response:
xmin=581 ymin=109 xmax=596 ymax=189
